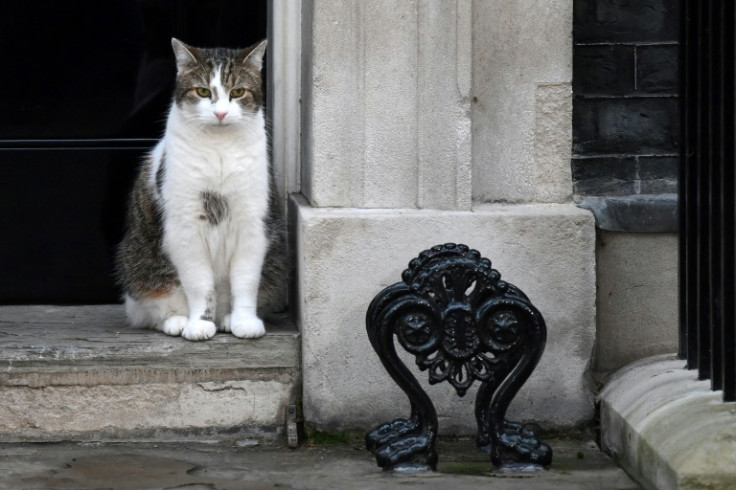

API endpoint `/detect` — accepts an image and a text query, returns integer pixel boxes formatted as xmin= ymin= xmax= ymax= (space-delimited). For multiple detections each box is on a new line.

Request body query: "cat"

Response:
xmin=116 ymin=38 xmax=285 ymax=341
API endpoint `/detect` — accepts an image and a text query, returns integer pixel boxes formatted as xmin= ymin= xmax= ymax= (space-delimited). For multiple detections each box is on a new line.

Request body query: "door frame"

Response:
xmin=268 ymin=0 xmax=302 ymax=203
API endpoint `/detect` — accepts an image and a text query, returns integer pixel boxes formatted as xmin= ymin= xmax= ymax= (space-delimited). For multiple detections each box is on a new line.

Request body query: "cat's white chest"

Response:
xmin=155 ymin=117 xmax=269 ymax=283
xmin=169 ymin=136 xmax=264 ymax=189
xmin=158 ymin=115 xmax=269 ymax=211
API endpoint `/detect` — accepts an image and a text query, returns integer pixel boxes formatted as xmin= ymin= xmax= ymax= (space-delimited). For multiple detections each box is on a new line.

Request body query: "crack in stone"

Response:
xmin=197 ymin=382 xmax=248 ymax=393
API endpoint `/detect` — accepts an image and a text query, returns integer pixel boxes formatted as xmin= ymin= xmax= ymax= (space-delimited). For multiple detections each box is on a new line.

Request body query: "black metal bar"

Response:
xmin=708 ymin=0 xmax=724 ymax=392
xmin=680 ymin=0 xmax=736 ymax=402
xmin=680 ymin=0 xmax=697 ymax=364
xmin=685 ymin=0 xmax=700 ymax=367
xmin=695 ymin=0 xmax=712 ymax=381
xmin=721 ymin=0 xmax=736 ymax=402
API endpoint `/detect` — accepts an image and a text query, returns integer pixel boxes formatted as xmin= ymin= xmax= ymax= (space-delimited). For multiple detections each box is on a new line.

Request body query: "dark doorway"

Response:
xmin=0 ymin=0 xmax=267 ymax=304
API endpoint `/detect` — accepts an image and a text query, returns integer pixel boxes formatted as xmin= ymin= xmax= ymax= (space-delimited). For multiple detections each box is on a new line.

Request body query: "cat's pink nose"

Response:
xmin=215 ymin=111 xmax=228 ymax=121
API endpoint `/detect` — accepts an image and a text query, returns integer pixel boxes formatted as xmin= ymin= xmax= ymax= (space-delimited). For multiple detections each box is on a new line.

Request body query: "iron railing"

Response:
xmin=679 ymin=0 xmax=736 ymax=401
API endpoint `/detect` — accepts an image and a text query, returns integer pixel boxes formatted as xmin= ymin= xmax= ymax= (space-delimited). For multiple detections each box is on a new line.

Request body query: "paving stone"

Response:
xmin=0 ymin=438 xmax=641 ymax=489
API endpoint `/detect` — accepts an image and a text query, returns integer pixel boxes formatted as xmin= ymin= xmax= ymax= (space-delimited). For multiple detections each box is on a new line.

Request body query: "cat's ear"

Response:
xmin=171 ymin=38 xmax=199 ymax=71
xmin=242 ymin=39 xmax=268 ymax=72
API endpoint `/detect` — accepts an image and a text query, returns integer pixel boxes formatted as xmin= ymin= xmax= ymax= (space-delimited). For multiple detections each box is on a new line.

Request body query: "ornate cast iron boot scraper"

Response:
xmin=365 ymin=244 xmax=552 ymax=470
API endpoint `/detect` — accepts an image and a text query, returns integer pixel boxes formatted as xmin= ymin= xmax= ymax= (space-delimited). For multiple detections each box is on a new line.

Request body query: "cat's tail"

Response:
xmin=123 ymin=292 xmax=187 ymax=329
xmin=124 ymin=294 xmax=156 ymax=328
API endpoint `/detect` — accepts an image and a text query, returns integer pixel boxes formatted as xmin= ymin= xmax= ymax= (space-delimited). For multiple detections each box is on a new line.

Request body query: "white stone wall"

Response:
xmin=300 ymin=0 xmax=472 ymax=210
xmin=472 ymin=0 xmax=573 ymax=203
xmin=295 ymin=199 xmax=596 ymax=432
xmin=595 ymin=232 xmax=679 ymax=378
xmin=296 ymin=0 xmax=595 ymax=433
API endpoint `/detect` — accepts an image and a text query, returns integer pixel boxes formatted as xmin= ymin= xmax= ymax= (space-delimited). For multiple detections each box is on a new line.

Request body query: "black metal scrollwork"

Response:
xmin=365 ymin=243 xmax=552 ymax=470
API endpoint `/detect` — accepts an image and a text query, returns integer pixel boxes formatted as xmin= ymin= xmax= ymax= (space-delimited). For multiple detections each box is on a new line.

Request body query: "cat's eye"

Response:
xmin=230 ymin=88 xmax=247 ymax=98
xmin=195 ymin=87 xmax=211 ymax=98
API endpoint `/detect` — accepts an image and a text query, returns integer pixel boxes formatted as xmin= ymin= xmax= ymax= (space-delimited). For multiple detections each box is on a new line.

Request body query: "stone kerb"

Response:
xmin=601 ymin=355 xmax=736 ymax=490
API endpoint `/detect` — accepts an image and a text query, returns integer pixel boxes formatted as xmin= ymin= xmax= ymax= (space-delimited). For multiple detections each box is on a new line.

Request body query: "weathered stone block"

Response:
xmin=534 ymin=83 xmax=574 ymax=202
xmin=571 ymin=157 xmax=637 ymax=196
xmin=300 ymin=0 xmax=472 ymax=210
xmin=0 ymin=305 xmax=300 ymax=442
xmin=595 ymin=231 xmax=678 ymax=377
xmin=574 ymin=0 xmax=680 ymax=43
xmin=294 ymin=196 xmax=596 ymax=433
xmin=472 ymin=0 xmax=572 ymax=203
xmin=639 ymin=156 xmax=679 ymax=194
xmin=638 ymin=156 xmax=679 ymax=180
xmin=573 ymin=45 xmax=635 ymax=95
xmin=637 ymin=45 xmax=679 ymax=94
xmin=573 ymin=97 xmax=679 ymax=154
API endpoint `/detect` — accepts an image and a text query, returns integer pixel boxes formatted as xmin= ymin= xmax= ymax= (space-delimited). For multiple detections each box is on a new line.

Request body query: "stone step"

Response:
xmin=0 ymin=305 xmax=300 ymax=443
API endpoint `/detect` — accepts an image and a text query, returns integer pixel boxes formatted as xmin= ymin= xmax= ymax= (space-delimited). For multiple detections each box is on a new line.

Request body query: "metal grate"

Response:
xmin=679 ymin=0 xmax=736 ymax=401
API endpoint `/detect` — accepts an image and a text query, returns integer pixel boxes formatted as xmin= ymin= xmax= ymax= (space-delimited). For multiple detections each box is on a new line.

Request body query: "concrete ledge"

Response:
xmin=600 ymin=354 xmax=736 ymax=490
xmin=294 ymin=196 xmax=597 ymax=433
xmin=575 ymin=194 xmax=678 ymax=232
xmin=0 ymin=305 xmax=300 ymax=443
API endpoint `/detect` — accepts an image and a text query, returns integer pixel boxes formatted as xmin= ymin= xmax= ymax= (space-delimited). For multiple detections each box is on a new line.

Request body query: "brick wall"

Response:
xmin=572 ymin=0 xmax=680 ymax=197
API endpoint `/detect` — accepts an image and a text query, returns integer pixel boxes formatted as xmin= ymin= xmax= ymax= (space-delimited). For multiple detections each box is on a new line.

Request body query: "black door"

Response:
xmin=0 ymin=0 xmax=267 ymax=304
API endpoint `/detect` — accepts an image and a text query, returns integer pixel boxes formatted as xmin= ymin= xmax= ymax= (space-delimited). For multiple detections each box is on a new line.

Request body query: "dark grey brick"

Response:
xmin=573 ymin=97 xmax=680 ymax=154
xmin=572 ymin=157 xmax=638 ymax=196
xmin=574 ymin=0 xmax=680 ymax=43
xmin=638 ymin=156 xmax=679 ymax=179
xmin=574 ymin=178 xmax=637 ymax=196
xmin=637 ymin=45 xmax=679 ymax=94
xmin=640 ymin=178 xmax=678 ymax=194
xmin=574 ymin=45 xmax=635 ymax=95
xmin=572 ymin=157 xmax=637 ymax=181
xmin=571 ymin=0 xmax=681 ymax=201
xmin=638 ymin=156 xmax=678 ymax=194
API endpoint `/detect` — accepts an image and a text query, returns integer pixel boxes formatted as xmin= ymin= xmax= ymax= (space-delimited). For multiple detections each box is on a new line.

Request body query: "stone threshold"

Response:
xmin=0 ymin=305 xmax=300 ymax=443
xmin=600 ymin=354 xmax=736 ymax=490
xmin=575 ymin=193 xmax=677 ymax=232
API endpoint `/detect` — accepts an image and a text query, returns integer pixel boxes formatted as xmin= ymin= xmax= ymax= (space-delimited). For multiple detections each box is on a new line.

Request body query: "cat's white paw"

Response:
xmin=182 ymin=319 xmax=217 ymax=341
xmin=230 ymin=313 xmax=266 ymax=339
xmin=162 ymin=315 xmax=188 ymax=336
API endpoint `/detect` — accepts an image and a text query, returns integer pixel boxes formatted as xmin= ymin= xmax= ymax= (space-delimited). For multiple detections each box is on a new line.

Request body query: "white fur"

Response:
xmin=126 ymin=67 xmax=269 ymax=341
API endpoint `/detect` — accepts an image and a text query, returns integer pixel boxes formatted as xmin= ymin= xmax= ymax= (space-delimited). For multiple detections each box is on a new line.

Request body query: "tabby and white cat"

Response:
xmin=116 ymin=38 xmax=284 ymax=341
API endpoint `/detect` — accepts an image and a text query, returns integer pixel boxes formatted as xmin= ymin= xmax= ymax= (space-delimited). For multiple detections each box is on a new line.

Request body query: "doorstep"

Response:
xmin=0 ymin=305 xmax=300 ymax=443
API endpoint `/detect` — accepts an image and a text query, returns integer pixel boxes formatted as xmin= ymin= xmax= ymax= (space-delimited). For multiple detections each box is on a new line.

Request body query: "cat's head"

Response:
xmin=170 ymin=38 xmax=267 ymax=127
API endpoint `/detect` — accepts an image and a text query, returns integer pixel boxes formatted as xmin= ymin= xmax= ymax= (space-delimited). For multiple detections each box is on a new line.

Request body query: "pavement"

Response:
xmin=0 ymin=437 xmax=641 ymax=489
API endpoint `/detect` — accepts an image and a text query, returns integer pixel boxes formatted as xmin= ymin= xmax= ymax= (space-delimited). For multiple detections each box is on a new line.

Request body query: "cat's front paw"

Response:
xmin=182 ymin=319 xmax=217 ymax=341
xmin=229 ymin=312 xmax=266 ymax=339
xmin=162 ymin=315 xmax=188 ymax=336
